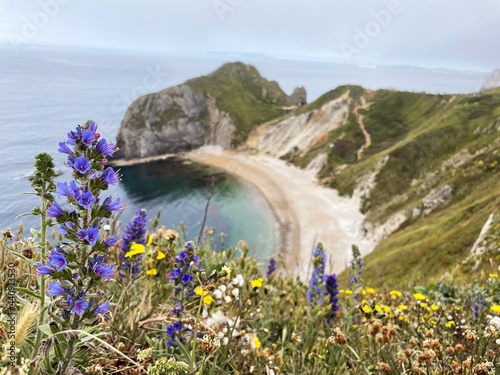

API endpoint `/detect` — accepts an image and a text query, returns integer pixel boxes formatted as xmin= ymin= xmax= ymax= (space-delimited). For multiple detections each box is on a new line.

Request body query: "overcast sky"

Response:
xmin=1 ymin=0 xmax=499 ymax=71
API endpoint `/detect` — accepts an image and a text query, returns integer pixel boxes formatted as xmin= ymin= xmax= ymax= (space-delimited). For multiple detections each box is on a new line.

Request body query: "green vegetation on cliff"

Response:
xmin=285 ymin=87 xmax=500 ymax=288
xmin=187 ymin=62 xmax=289 ymax=144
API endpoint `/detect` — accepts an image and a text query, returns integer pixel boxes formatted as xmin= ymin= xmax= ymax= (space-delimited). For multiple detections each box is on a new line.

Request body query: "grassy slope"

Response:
xmin=187 ymin=62 xmax=289 ymax=145
xmin=285 ymin=87 xmax=500 ymax=288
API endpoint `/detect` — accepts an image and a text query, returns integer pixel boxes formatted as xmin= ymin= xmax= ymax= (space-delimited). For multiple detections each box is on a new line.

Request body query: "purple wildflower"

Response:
xmin=78 ymin=190 xmax=96 ymax=210
xmin=95 ymin=300 xmax=110 ymax=314
xmin=36 ymin=263 xmax=54 ymax=276
xmin=72 ymin=299 xmax=89 ymax=316
xmin=95 ymin=139 xmax=116 ymax=156
xmin=103 ymin=236 xmax=118 ymax=247
xmin=85 ymin=226 xmax=101 ymax=246
xmin=47 ymin=201 xmax=64 ymax=218
xmin=100 ymin=167 xmax=118 ymax=185
xmin=93 ymin=263 xmax=114 ymax=281
xmin=74 ymin=156 xmax=91 ymax=174
xmin=81 ymin=129 xmax=96 ymax=146
xmin=48 ymin=282 xmax=65 ymax=296
xmin=58 ymin=141 xmax=73 ymax=155
xmin=47 ymin=249 xmax=67 ymax=271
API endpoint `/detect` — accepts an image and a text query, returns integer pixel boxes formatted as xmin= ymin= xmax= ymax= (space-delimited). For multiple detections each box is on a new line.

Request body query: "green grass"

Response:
xmin=187 ymin=62 xmax=289 ymax=144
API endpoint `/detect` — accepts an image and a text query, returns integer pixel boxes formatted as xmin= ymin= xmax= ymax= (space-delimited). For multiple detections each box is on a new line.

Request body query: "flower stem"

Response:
xmin=33 ymin=185 xmax=47 ymax=357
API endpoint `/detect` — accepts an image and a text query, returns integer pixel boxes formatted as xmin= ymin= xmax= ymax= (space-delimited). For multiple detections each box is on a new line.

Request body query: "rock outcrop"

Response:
xmin=481 ymin=69 xmax=500 ymax=91
xmin=115 ymin=62 xmax=296 ymax=160
xmin=286 ymin=87 xmax=307 ymax=106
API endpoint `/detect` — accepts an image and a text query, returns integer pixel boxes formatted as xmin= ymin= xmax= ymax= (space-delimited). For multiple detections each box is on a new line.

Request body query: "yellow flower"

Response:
xmin=251 ymin=278 xmax=263 ymax=288
xmin=203 ymin=295 xmax=213 ymax=305
xmin=383 ymin=305 xmax=390 ymax=312
xmin=366 ymin=287 xmax=375 ymax=293
xmin=195 ymin=287 xmax=207 ymax=296
xmin=390 ymin=290 xmax=402 ymax=297
xmin=125 ymin=243 xmax=146 ymax=258
xmin=146 ymin=268 xmax=157 ymax=276
xmin=490 ymin=273 xmax=498 ymax=278
xmin=431 ymin=304 xmax=439 ymax=311
xmin=156 ymin=251 xmax=165 ymax=260
xmin=221 ymin=265 xmax=231 ymax=279
xmin=491 ymin=305 xmax=500 ymax=313
xmin=339 ymin=289 xmax=345 ymax=293
xmin=414 ymin=293 xmax=426 ymax=300
xmin=446 ymin=321 xmax=454 ymax=328
xmin=254 ymin=336 xmax=261 ymax=349
xmin=345 ymin=290 xmax=352 ymax=295
xmin=146 ymin=236 xmax=153 ymax=246
xmin=398 ymin=305 xmax=407 ymax=310
xmin=375 ymin=304 xmax=382 ymax=312
xmin=362 ymin=305 xmax=372 ymax=314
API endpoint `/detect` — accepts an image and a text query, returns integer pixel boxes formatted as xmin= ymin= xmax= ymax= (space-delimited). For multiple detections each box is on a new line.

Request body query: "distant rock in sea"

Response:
xmin=481 ymin=69 xmax=500 ymax=91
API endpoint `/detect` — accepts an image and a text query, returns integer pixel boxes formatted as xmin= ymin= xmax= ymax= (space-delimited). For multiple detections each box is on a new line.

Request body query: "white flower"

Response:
xmin=103 ymin=224 xmax=111 ymax=231
xmin=231 ymin=288 xmax=239 ymax=297
xmin=214 ymin=289 xmax=223 ymax=300
xmin=490 ymin=316 xmax=500 ymax=330
xmin=219 ymin=285 xmax=226 ymax=293
xmin=250 ymin=366 xmax=255 ymax=373
xmin=217 ymin=332 xmax=224 ymax=339
xmin=225 ymin=296 xmax=232 ymax=304
xmin=222 ymin=337 xmax=229 ymax=345
xmin=496 ymin=338 xmax=500 ymax=346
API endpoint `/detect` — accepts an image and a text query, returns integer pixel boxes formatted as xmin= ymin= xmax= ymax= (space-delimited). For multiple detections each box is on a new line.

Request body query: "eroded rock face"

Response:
xmin=115 ymin=85 xmax=235 ymax=159
xmin=481 ymin=70 xmax=500 ymax=91
xmin=286 ymin=87 xmax=307 ymax=106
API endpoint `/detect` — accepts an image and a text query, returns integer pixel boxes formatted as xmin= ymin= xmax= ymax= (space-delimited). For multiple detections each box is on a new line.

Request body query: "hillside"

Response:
xmin=115 ymin=63 xmax=500 ymax=288
xmin=114 ymin=62 xmax=305 ymax=159
xmin=251 ymin=86 xmax=500 ymax=288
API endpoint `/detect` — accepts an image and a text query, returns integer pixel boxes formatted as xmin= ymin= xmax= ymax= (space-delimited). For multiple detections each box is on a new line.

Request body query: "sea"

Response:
xmin=0 ymin=44 xmax=489 ymax=260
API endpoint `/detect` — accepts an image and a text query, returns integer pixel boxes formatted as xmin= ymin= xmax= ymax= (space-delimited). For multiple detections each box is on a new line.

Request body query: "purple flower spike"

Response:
xmin=68 ymin=180 xmax=80 ymax=199
xmin=56 ymin=182 xmax=70 ymax=197
xmin=47 ymin=249 xmax=67 ymax=272
xmin=81 ymin=129 xmax=96 ymax=146
xmin=47 ymin=201 xmax=64 ymax=218
xmin=85 ymin=226 xmax=101 ymax=246
xmin=72 ymin=299 xmax=89 ymax=316
xmin=48 ymin=282 xmax=65 ymax=296
xmin=74 ymin=156 xmax=91 ymax=174
xmin=95 ymin=300 xmax=110 ymax=315
xmin=78 ymin=191 xmax=96 ymax=210
xmin=181 ymin=274 xmax=193 ymax=284
xmin=58 ymin=141 xmax=73 ymax=155
xmin=67 ymin=129 xmax=81 ymax=145
xmin=36 ymin=263 xmax=54 ymax=276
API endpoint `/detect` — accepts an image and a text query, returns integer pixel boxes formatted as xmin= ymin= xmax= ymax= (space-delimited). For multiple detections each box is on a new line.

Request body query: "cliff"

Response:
xmin=481 ymin=69 xmax=500 ymax=91
xmin=115 ymin=62 xmax=307 ymax=159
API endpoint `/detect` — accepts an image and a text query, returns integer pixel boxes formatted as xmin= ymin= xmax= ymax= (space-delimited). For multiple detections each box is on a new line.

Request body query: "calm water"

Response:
xmin=0 ymin=45 xmax=488 ymax=258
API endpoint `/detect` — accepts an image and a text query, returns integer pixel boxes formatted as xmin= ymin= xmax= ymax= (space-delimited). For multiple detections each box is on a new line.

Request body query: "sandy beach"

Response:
xmin=187 ymin=146 xmax=373 ymax=279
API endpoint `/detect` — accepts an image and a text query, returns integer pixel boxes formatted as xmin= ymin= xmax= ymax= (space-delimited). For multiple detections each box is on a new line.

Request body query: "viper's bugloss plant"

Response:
xmin=348 ymin=244 xmax=363 ymax=298
xmin=266 ymin=257 xmax=277 ymax=278
xmin=120 ymin=208 xmax=147 ymax=277
xmin=308 ymin=243 xmax=326 ymax=306
xmin=166 ymin=241 xmax=201 ymax=348
xmin=34 ymin=120 xmax=122 ymax=374
xmin=325 ymin=273 xmax=339 ymax=321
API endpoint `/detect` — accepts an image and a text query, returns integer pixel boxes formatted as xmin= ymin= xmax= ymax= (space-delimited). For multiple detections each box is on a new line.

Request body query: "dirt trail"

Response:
xmin=355 ymin=97 xmax=373 ymax=160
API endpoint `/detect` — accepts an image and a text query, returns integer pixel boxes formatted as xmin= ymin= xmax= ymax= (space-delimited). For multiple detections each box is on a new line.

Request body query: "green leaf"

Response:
xmin=10 ymin=251 xmax=36 ymax=267
xmin=16 ymin=211 xmax=38 ymax=218
xmin=38 ymin=324 xmax=53 ymax=337
xmin=15 ymin=287 xmax=41 ymax=300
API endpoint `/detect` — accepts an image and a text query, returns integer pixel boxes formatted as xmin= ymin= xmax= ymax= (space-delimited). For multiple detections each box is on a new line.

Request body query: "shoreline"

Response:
xmin=109 ymin=147 xmax=373 ymax=279
xmin=187 ymin=146 xmax=373 ymax=279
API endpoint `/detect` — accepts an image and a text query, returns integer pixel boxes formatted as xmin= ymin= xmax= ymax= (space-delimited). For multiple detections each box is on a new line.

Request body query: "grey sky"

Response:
xmin=1 ymin=0 xmax=499 ymax=71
